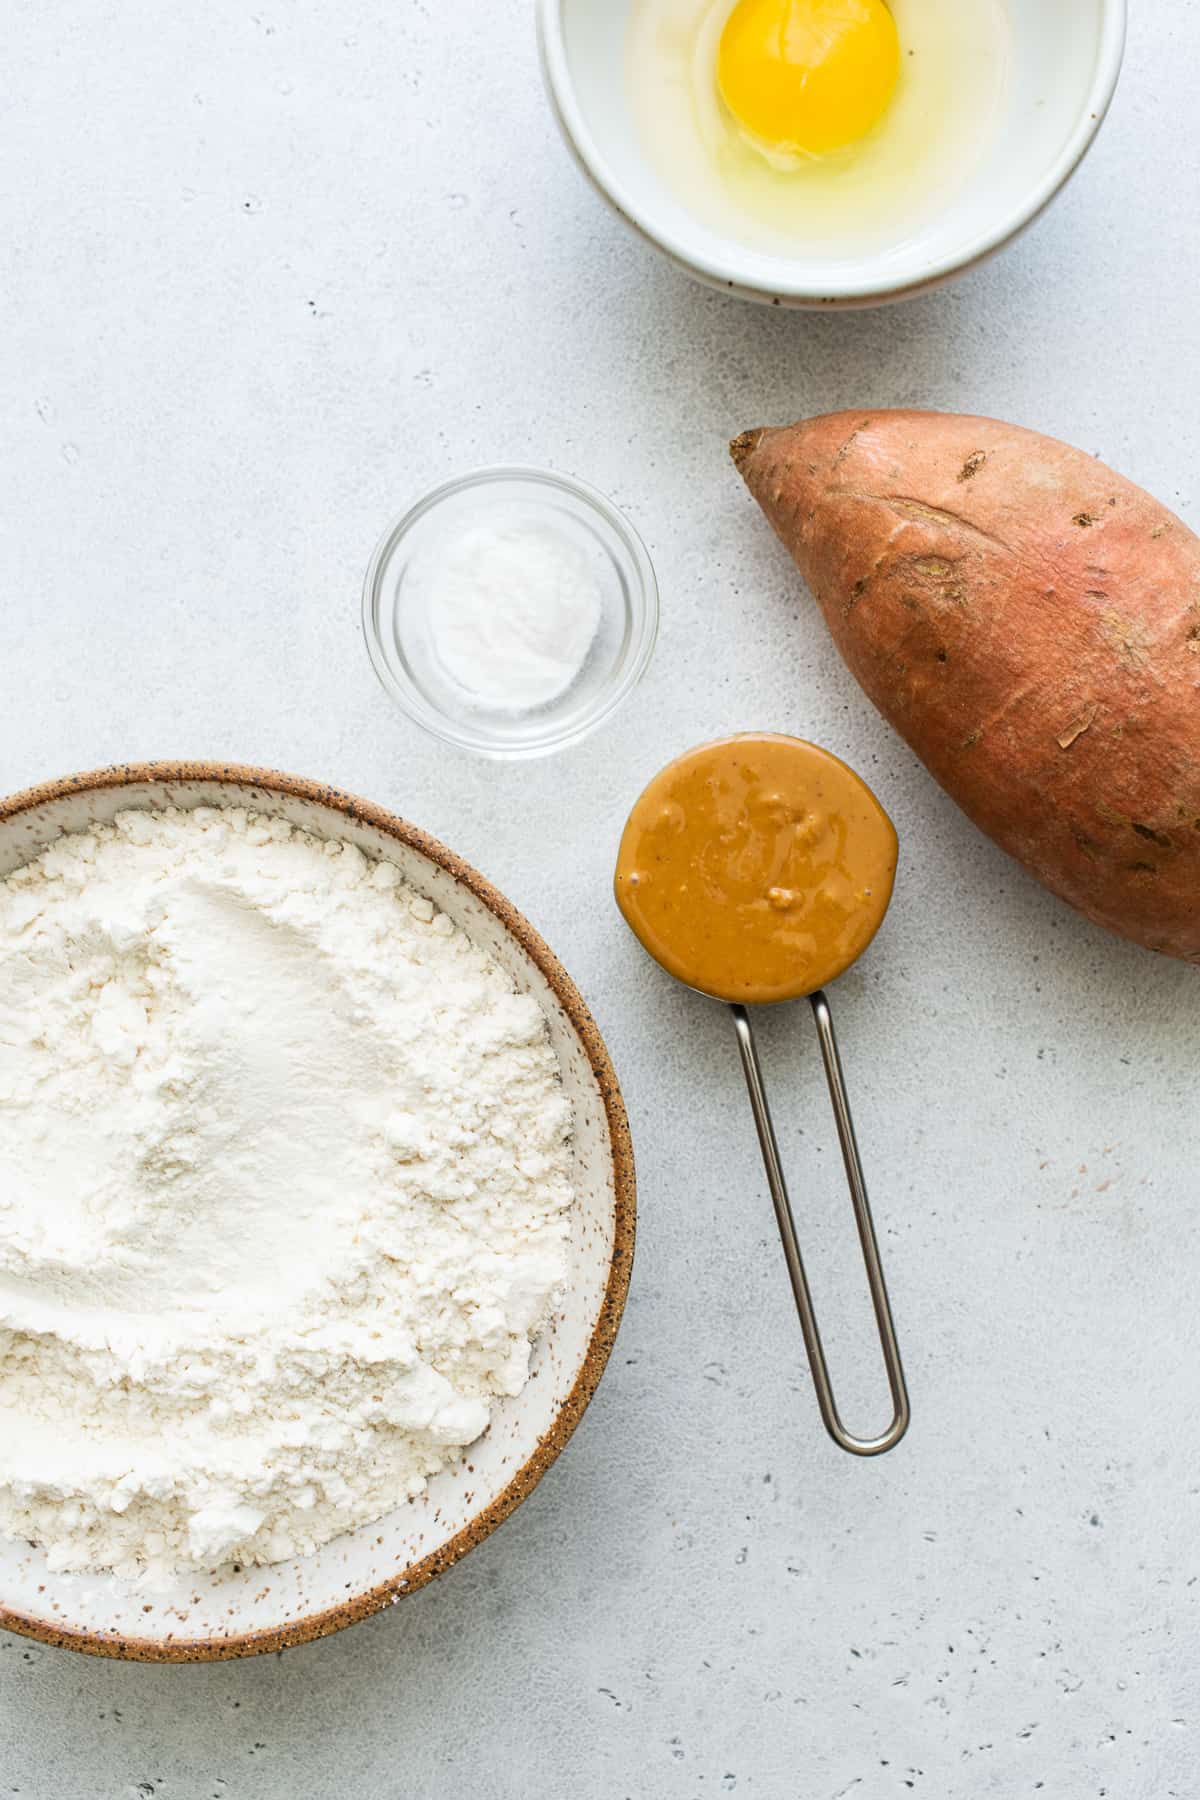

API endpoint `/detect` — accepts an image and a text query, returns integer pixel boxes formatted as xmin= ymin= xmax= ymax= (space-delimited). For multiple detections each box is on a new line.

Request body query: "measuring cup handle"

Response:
xmin=731 ymin=994 xmax=910 ymax=1457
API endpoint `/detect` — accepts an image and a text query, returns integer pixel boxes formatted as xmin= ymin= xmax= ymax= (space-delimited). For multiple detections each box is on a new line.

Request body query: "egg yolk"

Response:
xmin=717 ymin=0 xmax=901 ymax=160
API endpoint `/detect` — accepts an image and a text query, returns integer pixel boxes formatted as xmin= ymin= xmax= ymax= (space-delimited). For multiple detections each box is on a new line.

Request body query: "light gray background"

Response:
xmin=2 ymin=2 xmax=1198 ymax=1795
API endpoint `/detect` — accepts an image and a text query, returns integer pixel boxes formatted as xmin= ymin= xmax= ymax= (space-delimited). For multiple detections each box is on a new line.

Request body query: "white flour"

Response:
xmin=0 ymin=807 xmax=574 ymax=1577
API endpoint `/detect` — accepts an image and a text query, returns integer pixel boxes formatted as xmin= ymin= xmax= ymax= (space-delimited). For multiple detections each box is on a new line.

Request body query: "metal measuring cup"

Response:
xmin=615 ymin=734 xmax=910 ymax=1457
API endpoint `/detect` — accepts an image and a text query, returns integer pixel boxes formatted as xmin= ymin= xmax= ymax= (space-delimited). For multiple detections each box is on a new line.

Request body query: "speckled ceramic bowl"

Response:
xmin=539 ymin=0 xmax=1126 ymax=307
xmin=0 ymin=764 xmax=635 ymax=1661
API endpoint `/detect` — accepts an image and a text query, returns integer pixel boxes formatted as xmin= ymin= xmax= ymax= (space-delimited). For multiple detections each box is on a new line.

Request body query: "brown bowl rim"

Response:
xmin=0 ymin=761 xmax=636 ymax=1663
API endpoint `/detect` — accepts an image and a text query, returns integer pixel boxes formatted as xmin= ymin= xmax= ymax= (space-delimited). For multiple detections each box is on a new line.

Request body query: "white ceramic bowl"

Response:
xmin=538 ymin=0 xmax=1127 ymax=307
xmin=0 ymin=764 xmax=635 ymax=1661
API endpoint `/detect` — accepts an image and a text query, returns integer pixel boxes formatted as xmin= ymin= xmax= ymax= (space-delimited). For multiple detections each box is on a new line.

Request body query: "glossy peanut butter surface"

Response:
xmin=614 ymin=733 xmax=898 ymax=1004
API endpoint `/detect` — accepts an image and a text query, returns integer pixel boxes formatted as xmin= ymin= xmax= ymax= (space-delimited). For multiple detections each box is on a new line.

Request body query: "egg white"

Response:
xmin=628 ymin=0 xmax=1011 ymax=258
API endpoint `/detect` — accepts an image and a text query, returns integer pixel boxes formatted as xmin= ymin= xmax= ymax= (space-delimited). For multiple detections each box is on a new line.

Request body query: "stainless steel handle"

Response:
xmin=731 ymin=993 xmax=910 ymax=1457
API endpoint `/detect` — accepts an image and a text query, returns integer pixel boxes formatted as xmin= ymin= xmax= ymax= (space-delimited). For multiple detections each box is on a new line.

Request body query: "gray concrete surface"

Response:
xmin=3 ymin=1 xmax=1199 ymax=1794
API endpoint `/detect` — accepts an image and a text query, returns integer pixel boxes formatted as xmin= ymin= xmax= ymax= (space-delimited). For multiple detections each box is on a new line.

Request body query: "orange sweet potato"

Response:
xmin=731 ymin=410 xmax=1200 ymax=964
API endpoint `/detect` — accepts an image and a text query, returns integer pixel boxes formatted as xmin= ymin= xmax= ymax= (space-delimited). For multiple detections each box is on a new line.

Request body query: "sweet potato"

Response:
xmin=731 ymin=410 xmax=1200 ymax=964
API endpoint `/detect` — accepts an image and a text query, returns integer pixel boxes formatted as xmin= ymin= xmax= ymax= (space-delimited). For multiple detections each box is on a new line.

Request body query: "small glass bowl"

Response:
xmin=362 ymin=466 xmax=659 ymax=759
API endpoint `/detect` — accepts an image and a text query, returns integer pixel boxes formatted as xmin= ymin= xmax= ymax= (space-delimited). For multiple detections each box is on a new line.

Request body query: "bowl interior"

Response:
xmin=0 ymin=774 xmax=627 ymax=1658
xmin=549 ymin=0 xmax=1121 ymax=300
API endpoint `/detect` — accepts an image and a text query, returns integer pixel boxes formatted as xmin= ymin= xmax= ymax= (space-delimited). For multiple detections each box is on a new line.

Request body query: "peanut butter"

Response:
xmin=615 ymin=733 xmax=897 ymax=1003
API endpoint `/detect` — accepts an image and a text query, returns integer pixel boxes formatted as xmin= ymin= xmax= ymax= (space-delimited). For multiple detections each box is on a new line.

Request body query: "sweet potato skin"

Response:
xmin=732 ymin=410 xmax=1200 ymax=963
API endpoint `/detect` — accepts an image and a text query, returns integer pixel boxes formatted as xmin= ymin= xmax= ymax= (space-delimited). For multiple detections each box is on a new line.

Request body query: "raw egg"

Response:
xmin=718 ymin=0 xmax=901 ymax=162
xmin=628 ymin=0 xmax=1010 ymax=255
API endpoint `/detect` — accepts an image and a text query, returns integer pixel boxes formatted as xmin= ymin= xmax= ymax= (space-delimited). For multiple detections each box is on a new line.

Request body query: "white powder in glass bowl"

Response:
xmin=0 ymin=807 xmax=574 ymax=1577
xmin=420 ymin=516 xmax=604 ymax=712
